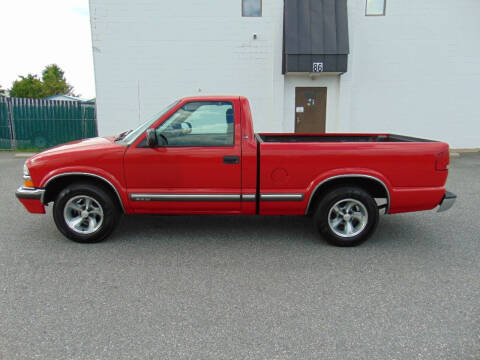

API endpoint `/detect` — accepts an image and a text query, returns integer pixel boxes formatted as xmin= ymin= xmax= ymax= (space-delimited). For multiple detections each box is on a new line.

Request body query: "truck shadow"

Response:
xmin=110 ymin=213 xmax=432 ymax=249
xmin=113 ymin=214 xmax=318 ymax=246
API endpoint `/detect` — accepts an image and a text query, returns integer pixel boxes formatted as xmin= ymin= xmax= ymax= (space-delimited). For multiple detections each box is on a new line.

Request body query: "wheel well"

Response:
xmin=306 ymin=177 xmax=389 ymax=215
xmin=42 ymin=175 xmax=125 ymax=212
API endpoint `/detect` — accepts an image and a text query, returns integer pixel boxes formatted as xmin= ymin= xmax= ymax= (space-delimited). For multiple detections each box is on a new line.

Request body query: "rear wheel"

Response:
xmin=314 ymin=186 xmax=379 ymax=247
xmin=53 ymin=183 xmax=120 ymax=243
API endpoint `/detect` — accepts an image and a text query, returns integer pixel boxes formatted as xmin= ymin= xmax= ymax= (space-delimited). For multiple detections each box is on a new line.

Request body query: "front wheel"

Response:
xmin=53 ymin=183 xmax=121 ymax=243
xmin=314 ymin=186 xmax=379 ymax=247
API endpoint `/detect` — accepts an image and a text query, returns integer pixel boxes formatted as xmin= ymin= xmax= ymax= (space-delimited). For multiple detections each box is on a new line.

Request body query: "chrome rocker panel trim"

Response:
xmin=260 ymin=194 xmax=304 ymax=201
xmin=242 ymin=194 xmax=256 ymax=202
xmin=129 ymin=193 xmax=304 ymax=202
xmin=130 ymin=194 xmax=241 ymax=202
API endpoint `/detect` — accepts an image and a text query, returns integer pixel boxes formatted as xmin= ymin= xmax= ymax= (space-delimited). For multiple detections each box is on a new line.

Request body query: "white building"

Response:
xmin=90 ymin=0 xmax=480 ymax=148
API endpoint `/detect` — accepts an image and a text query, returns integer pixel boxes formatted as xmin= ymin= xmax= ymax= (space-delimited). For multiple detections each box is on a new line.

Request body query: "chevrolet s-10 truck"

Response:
xmin=16 ymin=96 xmax=456 ymax=246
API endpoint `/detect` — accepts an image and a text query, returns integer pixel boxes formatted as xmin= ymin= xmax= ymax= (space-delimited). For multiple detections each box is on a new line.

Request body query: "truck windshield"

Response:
xmin=119 ymin=100 xmax=180 ymax=145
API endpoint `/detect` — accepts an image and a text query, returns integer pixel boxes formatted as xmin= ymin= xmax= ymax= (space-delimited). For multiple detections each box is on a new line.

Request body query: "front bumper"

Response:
xmin=437 ymin=190 xmax=456 ymax=213
xmin=15 ymin=187 xmax=46 ymax=214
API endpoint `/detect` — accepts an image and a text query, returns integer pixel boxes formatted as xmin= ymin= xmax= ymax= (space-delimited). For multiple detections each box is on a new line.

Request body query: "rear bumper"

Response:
xmin=15 ymin=187 xmax=46 ymax=214
xmin=437 ymin=191 xmax=456 ymax=213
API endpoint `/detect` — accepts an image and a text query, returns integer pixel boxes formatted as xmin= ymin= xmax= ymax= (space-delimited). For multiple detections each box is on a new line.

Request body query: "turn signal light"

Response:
xmin=435 ymin=151 xmax=450 ymax=171
xmin=24 ymin=177 xmax=34 ymax=188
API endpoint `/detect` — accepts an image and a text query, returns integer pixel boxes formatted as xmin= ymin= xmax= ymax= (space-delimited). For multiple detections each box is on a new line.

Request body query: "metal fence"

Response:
xmin=0 ymin=97 xmax=97 ymax=151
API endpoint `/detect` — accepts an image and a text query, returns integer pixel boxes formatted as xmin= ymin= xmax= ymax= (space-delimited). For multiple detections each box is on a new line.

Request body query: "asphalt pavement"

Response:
xmin=0 ymin=151 xmax=478 ymax=359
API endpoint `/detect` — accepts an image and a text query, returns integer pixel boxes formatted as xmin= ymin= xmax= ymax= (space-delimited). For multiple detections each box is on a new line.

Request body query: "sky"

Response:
xmin=0 ymin=0 xmax=95 ymax=99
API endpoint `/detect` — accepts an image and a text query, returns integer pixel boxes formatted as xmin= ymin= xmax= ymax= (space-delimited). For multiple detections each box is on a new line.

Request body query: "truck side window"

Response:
xmin=156 ymin=101 xmax=234 ymax=147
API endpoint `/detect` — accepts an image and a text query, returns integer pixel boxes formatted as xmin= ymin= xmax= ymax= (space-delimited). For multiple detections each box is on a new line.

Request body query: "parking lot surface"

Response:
xmin=1 ymin=151 xmax=479 ymax=359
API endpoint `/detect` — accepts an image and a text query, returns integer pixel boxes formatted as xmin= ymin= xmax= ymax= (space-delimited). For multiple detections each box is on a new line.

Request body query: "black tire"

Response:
xmin=53 ymin=182 xmax=121 ymax=243
xmin=313 ymin=186 xmax=379 ymax=247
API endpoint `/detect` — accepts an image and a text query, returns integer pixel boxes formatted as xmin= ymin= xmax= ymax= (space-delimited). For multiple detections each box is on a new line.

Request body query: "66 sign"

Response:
xmin=312 ymin=62 xmax=324 ymax=73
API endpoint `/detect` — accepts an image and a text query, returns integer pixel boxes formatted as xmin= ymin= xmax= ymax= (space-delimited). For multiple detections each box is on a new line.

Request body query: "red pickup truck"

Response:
xmin=16 ymin=96 xmax=456 ymax=246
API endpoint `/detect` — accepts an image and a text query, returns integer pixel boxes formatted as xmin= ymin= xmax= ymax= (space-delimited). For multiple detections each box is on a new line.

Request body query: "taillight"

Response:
xmin=435 ymin=150 xmax=450 ymax=171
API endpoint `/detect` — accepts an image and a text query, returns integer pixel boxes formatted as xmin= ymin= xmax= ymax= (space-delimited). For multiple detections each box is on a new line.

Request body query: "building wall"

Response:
xmin=341 ymin=0 xmax=480 ymax=148
xmin=90 ymin=0 xmax=480 ymax=148
xmin=90 ymin=0 xmax=282 ymax=134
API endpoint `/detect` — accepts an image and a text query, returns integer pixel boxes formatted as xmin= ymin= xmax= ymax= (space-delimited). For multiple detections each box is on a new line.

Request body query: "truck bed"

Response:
xmin=257 ymin=133 xmax=435 ymax=143
xmin=255 ymin=132 xmax=448 ymax=216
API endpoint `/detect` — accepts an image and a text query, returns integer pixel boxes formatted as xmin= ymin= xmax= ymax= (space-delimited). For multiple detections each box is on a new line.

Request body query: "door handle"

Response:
xmin=223 ymin=155 xmax=239 ymax=164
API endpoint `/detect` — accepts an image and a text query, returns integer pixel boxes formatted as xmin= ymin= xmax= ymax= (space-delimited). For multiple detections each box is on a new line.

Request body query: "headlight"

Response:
xmin=23 ymin=163 xmax=34 ymax=187
xmin=23 ymin=163 xmax=30 ymax=177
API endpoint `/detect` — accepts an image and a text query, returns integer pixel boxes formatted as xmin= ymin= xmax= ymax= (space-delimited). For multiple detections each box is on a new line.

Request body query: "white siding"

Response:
xmin=90 ymin=0 xmax=480 ymax=148
xmin=341 ymin=0 xmax=480 ymax=148
xmin=90 ymin=0 xmax=282 ymax=134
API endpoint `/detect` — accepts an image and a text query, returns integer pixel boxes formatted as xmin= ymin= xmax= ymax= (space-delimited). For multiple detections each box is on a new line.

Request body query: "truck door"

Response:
xmin=124 ymin=100 xmax=242 ymax=213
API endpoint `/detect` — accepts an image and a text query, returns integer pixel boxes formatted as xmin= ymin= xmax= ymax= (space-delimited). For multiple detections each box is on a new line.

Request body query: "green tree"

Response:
xmin=0 ymin=85 xmax=5 ymax=97
xmin=9 ymin=74 xmax=44 ymax=98
xmin=41 ymin=64 xmax=75 ymax=97
xmin=9 ymin=64 xmax=76 ymax=99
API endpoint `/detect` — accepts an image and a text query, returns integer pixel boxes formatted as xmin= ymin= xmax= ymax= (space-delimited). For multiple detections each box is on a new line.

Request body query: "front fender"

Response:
xmin=39 ymin=167 xmax=130 ymax=213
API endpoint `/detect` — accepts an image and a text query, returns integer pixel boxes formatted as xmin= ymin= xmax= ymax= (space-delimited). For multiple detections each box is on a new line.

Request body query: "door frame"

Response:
xmin=124 ymin=98 xmax=243 ymax=214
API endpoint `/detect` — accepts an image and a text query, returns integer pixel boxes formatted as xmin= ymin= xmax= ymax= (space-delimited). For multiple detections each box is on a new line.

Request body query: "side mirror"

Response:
xmin=145 ymin=129 xmax=158 ymax=147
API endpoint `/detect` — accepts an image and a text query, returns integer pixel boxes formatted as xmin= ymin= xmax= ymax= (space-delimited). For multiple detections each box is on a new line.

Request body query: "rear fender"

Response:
xmin=305 ymin=169 xmax=392 ymax=215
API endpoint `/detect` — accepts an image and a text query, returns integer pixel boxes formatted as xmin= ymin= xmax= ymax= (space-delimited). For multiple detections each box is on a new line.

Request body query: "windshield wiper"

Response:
xmin=115 ymin=129 xmax=132 ymax=141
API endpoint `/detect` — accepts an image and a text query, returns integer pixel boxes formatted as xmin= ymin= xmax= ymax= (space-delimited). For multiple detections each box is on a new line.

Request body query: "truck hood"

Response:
xmin=27 ymin=136 xmax=125 ymax=168
xmin=33 ymin=136 xmax=116 ymax=155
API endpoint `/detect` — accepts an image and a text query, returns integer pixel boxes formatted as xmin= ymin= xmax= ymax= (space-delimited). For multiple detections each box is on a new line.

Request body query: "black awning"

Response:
xmin=283 ymin=0 xmax=349 ymax=74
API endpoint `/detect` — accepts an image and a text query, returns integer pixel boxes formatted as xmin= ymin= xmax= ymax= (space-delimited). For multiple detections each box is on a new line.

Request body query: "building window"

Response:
xmin=366 ymin=0 xmax=386 ymax=16
xmin=242 ymin=0 xmax=262 ymax=17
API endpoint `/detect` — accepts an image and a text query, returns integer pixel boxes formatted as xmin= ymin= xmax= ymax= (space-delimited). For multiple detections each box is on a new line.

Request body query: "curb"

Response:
xmin=450 ymin=148 xmax=480 ymax=153
xmin=14 ymin=153 xmax=37 ymax=158
xmin=450 ymin=148 xmax=480 ymax=158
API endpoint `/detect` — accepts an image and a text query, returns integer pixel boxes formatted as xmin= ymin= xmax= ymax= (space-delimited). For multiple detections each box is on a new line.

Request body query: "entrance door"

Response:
xmin=295 ymin=87 xmax=327 ymax=133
